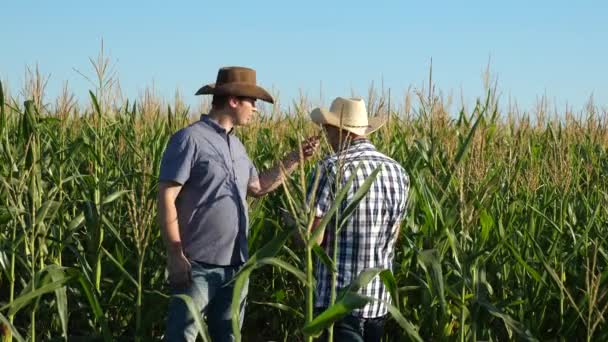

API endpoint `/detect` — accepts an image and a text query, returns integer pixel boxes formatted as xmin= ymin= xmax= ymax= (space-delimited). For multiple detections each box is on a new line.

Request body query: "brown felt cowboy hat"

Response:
xmin=195 ymin=66 xmax=274 ymax=104
xmin=310 ymin=97 xmax=386 ymax=136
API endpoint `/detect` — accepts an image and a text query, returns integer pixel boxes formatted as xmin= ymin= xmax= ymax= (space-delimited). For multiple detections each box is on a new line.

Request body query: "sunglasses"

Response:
xmin=237 ymin=96 xmax=257 ymax=105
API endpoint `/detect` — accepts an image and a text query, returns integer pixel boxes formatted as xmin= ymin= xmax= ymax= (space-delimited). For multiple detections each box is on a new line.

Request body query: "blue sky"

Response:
xmin=1 ymin=1 xmax=606 ymax=113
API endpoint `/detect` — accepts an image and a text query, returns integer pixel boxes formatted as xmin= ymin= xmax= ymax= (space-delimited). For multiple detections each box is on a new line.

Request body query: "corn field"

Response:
xmin=1 ymin=66 xmax=607 ymax=341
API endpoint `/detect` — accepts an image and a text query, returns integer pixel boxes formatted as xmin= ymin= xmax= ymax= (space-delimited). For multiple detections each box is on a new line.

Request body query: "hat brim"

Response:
xmin=195 ymin=82 xmax=274 ymax=104
xmin=310 ymin=107 xmax=386 ymax=135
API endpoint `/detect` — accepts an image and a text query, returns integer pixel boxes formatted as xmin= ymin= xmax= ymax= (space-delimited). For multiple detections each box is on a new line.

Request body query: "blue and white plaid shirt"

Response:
xmin=311 ymin=138 xmax=409 ymax=318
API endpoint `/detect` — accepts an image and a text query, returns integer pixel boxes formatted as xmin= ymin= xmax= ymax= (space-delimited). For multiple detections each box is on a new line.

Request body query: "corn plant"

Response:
xmin=0 ymin=68 xmax=607 ymax=341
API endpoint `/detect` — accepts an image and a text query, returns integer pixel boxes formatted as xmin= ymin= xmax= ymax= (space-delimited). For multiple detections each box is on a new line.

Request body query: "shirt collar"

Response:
xmin=325 ymin=138 xmax=375 ymax=161
xmin=201 ymin=114 xmax=234 ymax=135
xmin=343 ymin=138 xmax=374 ymax=152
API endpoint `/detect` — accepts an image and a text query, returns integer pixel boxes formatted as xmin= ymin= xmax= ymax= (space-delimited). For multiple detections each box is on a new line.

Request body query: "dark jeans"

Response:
xmin=316 ymin=310 xmax=387 ymax=342
xmin=165 ymin=261 xmax=247 ymax=342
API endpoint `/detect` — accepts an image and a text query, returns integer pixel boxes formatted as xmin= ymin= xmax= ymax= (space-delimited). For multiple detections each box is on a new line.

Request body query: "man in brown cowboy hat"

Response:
xmin=308 ymin=97 xmax=410 ymax=341
xmin=158 ymin=66 xmax=319 ymax=341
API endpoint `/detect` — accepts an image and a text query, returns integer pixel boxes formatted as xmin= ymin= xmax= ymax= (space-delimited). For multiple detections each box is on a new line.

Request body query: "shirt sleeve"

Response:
xmin=248 ymin=159 xmax=259 ymax=185
xmin=308 ymin=161 xmax=334 ymax=218
xmin=159 ymin=130 xmax=196 ymax=185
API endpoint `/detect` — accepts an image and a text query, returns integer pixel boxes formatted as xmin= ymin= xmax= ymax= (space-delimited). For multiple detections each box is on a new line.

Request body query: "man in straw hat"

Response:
xmin=308 ymin=97 xmax=410 ymax=341
xmin=158 ymin=66 xmax=319 ymax=341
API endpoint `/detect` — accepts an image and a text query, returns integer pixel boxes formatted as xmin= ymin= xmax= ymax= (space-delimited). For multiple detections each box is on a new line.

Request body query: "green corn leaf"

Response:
xmin=34 ymin=200 xmax=61 ymax=227
xmin=417 ymin=249 xmax=447 ymax=315
xmin=479 ymin=209 xmax=494 ymax=244
xmin=67 ymin=212 xmax=85 ymax=231
xmin=312 ymin=243 xmax=336 ymax=273
xmin=44 ymin=266 xmax=70 ymax=340
xmin=309 ymin=166 xmax=359 ymax=246
xmin=174 ymin=294 xmax=211 ymax=342
xmin=505 ymin=241 xmax=544 ymax=284
xmin=101 ymin=190 xmax=131 ymax=205
xmin=256 ymin=258 xmax=307 ymax=285
xmin=303 ymin=268 xmax=384 ymax=336
xmin=379 ymin=269 xmax=400 ymax=312
xmin=383 ymin=300 xmax=423 ymax=342
xmin=75 ymin=271 xmax=112 ymax=342
xmin=101 ymin=247 xmax=138 ymax=288
xmin=232 ymin=257 xmax=313 ymax=340
xmin=89 ymin=91 xmax=101 ymax=118
xmin=235 ymin=221 xmax=296 ymax=278
xmin=338 ymin=165 xmax=382 ymax=230
xmin=282 ymin=245 xmax=302 ymax=264
xmin=0 ymin=312 xmax=25 ymax=342
xmin=445 ymin=226 xmax=462 ymax=271
xmin=341 ymin=268 xmax=383 ymax=295
xmin=0 ymin=207 xmax=11 ymax=225
xmin=477 ymin=300 xmax=538 ymax=341
xmin=5 ymin=273 xmax=72 ymax=316
xmin=101 ymin=214 xmax=128 ymax=249
xmin=231 ymin=267 xmax=253 ymax=342
xmin=251 ymin=301 xmax=304 ymax=319
xmin=302 ymin=292 xmax=370 ymax=337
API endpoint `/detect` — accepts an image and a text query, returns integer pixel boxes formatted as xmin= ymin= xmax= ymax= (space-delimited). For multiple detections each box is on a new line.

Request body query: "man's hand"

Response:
xmin=291 ymin=136 xmax=320 ymax=161
xmin=158 ymin=181 xmax=191 ymax=287
xmin=167 ymin=249 xmax=192 ymax=288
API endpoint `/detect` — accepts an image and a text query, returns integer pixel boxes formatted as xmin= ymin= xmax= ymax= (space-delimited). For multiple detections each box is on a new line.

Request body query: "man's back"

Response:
xmin=313 ymin=138 xmax=410 ymax=318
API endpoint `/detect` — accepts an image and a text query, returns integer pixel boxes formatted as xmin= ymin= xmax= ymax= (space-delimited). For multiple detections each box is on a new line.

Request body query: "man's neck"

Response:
xmin=333 ymin=136 xmax=367 ymax=153
xmin=207 ymin=109 xmax=235 ymax=132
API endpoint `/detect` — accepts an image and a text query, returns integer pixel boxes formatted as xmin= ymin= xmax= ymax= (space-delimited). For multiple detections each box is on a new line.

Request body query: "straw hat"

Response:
xmin=310 ymin=97 xmax=386 ymax=135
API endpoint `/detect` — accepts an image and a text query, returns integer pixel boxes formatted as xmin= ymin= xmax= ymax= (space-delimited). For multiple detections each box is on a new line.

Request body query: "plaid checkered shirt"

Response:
xmin=310 ymin=138 xmax=409 ymax=318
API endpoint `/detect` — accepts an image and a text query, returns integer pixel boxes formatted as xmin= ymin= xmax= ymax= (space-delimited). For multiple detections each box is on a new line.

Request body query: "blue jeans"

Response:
xmin=165 ymin=261 xmax=247 ymax=342
xmin=315 ymin=309 xmax=387 ymax=342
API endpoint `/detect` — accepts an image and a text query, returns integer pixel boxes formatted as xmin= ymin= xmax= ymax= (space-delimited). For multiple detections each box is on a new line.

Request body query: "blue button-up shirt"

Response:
xmin=159 ymin=115 xmax=258 ymax=265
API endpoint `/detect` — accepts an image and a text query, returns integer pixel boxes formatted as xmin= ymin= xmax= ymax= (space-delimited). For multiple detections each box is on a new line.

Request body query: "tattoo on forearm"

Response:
xmin=257 ymin=153 xmax=299 ymax=195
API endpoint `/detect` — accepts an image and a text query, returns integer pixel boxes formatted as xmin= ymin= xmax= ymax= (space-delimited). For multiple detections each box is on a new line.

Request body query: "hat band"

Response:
xmin=334 ymin=122 xmax=371 ymax=128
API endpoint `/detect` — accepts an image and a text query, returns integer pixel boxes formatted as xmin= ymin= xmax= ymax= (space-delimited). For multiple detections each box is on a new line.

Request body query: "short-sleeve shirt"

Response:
xmin=310 ymin=138 xmax=409 ymax=318
xmin=159 ymin=115 xmax=258 ymax=266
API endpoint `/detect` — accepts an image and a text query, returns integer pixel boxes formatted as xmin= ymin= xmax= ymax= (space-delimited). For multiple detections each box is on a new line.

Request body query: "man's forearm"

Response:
xmin=158 ymin=196 xmax=182 ymax=254
xmin=257 ymin=152 xmax=300 ymax=195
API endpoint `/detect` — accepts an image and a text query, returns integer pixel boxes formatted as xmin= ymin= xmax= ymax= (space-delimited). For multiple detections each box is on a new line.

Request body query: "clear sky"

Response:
xmin=1 ymin=0 xmax=606 ymax=114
